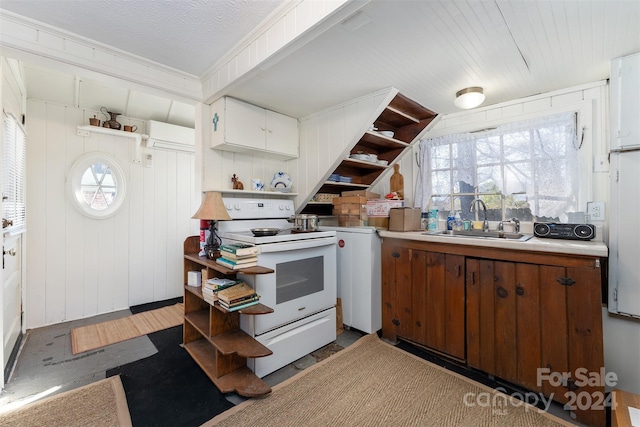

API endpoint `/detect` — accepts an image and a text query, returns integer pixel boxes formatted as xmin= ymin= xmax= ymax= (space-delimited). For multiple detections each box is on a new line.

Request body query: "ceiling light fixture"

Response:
xmin=454 ymin=87 xmax=485 ymax=109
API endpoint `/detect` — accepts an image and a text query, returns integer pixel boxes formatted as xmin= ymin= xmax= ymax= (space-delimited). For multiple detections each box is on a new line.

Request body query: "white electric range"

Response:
xmin=218 ymin=198 xmax=337 ymax=378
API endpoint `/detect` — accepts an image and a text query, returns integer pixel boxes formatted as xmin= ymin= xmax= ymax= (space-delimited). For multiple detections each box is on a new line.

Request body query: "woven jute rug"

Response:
xmin=0 ymin=376 xmax=131 ymax=427
xmin=71 ymin=303 xmax=183 ymax=354
xmin=204 ymin=334 xmax=574 ymax=427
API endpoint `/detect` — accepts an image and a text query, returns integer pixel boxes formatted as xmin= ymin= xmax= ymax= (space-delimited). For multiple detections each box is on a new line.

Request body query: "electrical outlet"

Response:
xmin=587 ymin=201 xmax=605 ymax=221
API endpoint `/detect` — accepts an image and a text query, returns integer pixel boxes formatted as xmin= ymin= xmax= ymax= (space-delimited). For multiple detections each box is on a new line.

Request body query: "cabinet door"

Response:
xmin=381 ymin=243 xmax=411 ymax=343
xmin=225 ymin=97 xmax=266 ymax=150
xmin=265 ymin=110 xmax=298 ymax=157
xmin=467 ymin=259 xmax=541 ymax=386
xmin=610 ymin=53 xmax=640 ymax=149
xmin=413 ymin=251 xmax=465 ymax=359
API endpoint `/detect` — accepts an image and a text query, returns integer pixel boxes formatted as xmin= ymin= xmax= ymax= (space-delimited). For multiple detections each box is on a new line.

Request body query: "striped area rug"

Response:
xmin=71 ymin=303 xmax=183 ymax=354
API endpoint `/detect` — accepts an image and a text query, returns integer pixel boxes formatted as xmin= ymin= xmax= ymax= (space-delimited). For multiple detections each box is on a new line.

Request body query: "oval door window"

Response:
xmin=67 ymin=152 xmax=127 ymax=219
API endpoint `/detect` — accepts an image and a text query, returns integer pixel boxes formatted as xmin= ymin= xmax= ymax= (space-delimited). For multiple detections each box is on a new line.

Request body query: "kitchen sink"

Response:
xmin=423 ymin=229 xmax=533 ymax=242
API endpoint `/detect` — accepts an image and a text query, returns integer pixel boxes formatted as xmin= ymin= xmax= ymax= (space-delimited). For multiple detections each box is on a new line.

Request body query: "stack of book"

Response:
xmin=201 ymin=277 xmax=241 ymax=304
xmin=217 ymin=282 xmax=260 ymax=312
xmin=216 ymin=243 xmax=259 ymax=270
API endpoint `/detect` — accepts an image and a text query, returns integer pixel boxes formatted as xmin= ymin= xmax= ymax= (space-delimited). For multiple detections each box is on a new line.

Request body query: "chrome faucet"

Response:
xmin=498 ymin=217 xmax=521 ymax=233
xmin=469 ymin=199 xmax=489 ymax=232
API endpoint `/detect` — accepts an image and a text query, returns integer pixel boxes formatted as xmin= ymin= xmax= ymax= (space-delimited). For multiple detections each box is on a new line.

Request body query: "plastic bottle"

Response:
xmin=421 ymin=212 xmax=428 ymax=229
xmin=453 ymin=211 xmax=464 ymax=231
xmin=447 ymin=211 xmax=455 ymax=230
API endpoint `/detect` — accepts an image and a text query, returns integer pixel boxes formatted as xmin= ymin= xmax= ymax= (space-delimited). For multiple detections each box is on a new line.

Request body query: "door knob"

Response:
xmin=4 ymin=248 xmax=16 ymax=256
xmin=2 ymin=218 xmax=13 ymax=228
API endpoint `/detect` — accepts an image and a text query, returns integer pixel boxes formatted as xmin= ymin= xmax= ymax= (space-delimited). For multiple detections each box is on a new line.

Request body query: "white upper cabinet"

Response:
xmin=210 ymin=96 xmax=299 ymax=158
xmin=610 ymin=53 xmax=640 ymax=150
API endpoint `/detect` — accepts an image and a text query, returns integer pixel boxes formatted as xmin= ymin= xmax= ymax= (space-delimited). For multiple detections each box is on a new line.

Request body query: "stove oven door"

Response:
xmin=238 ymin=237 xmax=337 ymax=336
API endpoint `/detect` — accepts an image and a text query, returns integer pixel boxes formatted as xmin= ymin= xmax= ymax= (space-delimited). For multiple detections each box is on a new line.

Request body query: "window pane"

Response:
xmin=503 ymin=131 xmax=530 ymax=162
xmin=504 ymin=162 xmax=530 ymax=194
xmin=430 ymin=144 xmax=450 ymax=169
xmin=419 ymin=112 xmax=577 ymax=221
xmin=476 ymin=136 xmax=500 ymax=165
xmin=477 ymin=165 xmax=501 ymax=193
xmin=432 ymin=170 xmax=451 ymax=194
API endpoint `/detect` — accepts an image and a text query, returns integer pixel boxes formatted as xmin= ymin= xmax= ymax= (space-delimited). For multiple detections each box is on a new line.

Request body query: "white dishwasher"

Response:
xmin=321 ymin=226 xmax=381 ymax=334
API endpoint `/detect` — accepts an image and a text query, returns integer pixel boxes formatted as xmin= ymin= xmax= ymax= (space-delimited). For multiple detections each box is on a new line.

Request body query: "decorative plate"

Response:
xmin=270 ymin=172 xmax=292 ymax=189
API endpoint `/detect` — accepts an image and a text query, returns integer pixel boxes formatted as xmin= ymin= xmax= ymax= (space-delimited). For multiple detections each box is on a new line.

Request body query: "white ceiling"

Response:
xmin=0 ymin=0 xmax=287 ymax=76
xmin=2 ymin=1 xmax=639 ymax=128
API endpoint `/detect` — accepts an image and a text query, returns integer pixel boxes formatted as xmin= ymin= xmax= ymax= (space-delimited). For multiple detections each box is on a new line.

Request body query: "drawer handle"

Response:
xmin=557 ymin=277 xmax=575 ymax=286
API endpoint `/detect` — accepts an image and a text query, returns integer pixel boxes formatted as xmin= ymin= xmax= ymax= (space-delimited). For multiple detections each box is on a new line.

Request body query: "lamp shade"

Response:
xmin=454 ymin=87 xmax=485 ymax=109
xmin=191 ymin=192 xmax=231 ymax=221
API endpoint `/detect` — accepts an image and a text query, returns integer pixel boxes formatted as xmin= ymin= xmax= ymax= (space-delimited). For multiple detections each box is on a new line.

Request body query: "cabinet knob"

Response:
xmin=392 ymin=318 xmax=400 ymax=326
xmin=391 ymin=252 xmax=400 ymax=258
xmin=496 ymin=286 xmax=508 ymax=299
xmin=516 ymin=285 xmax=525 ymax=296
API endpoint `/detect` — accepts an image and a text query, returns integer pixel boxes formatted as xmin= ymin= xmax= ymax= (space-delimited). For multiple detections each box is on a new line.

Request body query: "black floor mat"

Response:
xmin=106 ymin=325 xmax=233 ymax=427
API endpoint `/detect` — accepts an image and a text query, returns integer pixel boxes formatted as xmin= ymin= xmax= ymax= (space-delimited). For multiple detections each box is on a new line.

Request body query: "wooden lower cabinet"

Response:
xmin=381 ymin=238 xmax=605 ymax=427
xmin=381 ymin=242 xmax=465 ymax=360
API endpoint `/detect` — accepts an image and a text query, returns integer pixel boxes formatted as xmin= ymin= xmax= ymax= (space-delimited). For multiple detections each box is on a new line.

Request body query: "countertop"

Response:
xmin=377 ymin=230 xmax=608 ymax=258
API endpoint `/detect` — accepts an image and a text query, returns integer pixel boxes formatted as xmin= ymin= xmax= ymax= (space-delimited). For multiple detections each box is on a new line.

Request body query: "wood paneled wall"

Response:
xmin=25 ymin=100 xmax=197 ymax=328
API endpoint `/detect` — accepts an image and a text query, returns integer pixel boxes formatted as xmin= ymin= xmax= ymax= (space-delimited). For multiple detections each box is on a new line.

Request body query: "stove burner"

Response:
xmin=290 ymin=229 xmax=319 ymax=234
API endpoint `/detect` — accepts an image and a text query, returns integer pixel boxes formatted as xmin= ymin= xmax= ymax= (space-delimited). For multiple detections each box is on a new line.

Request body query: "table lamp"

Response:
xmin=191 ymin=192 xmax=231 ymax=259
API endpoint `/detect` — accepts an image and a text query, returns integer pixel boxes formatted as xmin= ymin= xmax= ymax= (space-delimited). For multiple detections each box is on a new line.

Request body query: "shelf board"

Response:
xmin=214 ymin=302 xmax=273 ymax=315
xmin=342 ymin=158 xmax=388 ymax=170
xmin=359 ymin=131 xmax=411 ymax=149
xmin=205 ymin=189 xmax=298 ymax=197
xmin=184 ymin=253 xmax=274 ymax=275
xmin=321 ymin=181 xmax=369 ymax=189
xmin=184 ymin=339 xmax=271 ymax=397
xmin=77 ymin=125 xmax=148 ymax=144
xmin=185 ymin=309 xmax=210 ymax=335
xmin=210 ymin=329 xmax=273 ymax=358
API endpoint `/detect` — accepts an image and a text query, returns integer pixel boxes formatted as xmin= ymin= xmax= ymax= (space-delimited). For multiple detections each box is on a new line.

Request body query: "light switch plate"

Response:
xmin=587 ymin=201 xmax=605 ymax=221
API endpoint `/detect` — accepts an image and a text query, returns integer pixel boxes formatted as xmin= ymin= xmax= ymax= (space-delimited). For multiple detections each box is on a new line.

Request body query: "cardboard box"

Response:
xmin=367 ymin=217 xmax=389 ymax=229
xmin=389 ymin=207 xmax=422 ymax=231
xmin=332 ymin=203 xmax=366 ymax=215
xmin=338 ymin=214 xmax=367 ymax=227
xmin=332 ymin=196 xmax=368 ymax=205
xmin=341 ymin=190 xmax=380 ymax=199
xmin=365 ymin=199 xmax=404 ymax=217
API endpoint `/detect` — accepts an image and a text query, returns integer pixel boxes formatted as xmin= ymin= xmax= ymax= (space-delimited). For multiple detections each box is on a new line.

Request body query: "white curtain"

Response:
xmin=415 ymin=112 xmax=579 ymax=220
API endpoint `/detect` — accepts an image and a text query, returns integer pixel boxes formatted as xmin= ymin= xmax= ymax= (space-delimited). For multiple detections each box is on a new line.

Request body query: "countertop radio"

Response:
xmin=533 ymin=222 xmax=596 ymax=240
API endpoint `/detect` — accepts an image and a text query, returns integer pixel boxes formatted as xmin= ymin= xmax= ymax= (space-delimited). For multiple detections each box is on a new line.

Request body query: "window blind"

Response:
xmin=2 ymin=112 xmax=26 ymax=233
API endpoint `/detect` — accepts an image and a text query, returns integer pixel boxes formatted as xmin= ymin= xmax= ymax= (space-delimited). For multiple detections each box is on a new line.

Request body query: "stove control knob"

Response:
xmin=285 ymin=205 xmax=291 ymax=211
xmin=234 ymin=204 xmax=241 ymax=210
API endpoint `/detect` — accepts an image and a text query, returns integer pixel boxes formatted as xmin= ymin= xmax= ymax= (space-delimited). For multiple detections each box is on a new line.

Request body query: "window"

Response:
xmin=2 ymin=112 xmax=26 ymax=234
xmin=68 ymin=152 xmax=126 ymax=219
xmin=415 ymin=112 xmax=579 ymax=222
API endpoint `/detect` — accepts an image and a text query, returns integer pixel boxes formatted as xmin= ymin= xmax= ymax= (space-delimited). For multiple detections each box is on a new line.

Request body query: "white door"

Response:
xmin=3 ymin=234 xmax=21 ymax=371
xmin=609 ymin=150 xmax=640 ymax=317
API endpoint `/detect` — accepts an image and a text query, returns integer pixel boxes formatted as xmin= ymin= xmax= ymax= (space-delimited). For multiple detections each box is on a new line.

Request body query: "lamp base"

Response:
xmin=205 ymin=247 xmax=219 ymax=260
xmin=205 ymin=220 xmax=222 ymax=259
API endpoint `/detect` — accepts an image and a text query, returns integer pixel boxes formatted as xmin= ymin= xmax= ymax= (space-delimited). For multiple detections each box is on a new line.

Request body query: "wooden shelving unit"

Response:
xmin=302 ymin=92 xmax=437 ymax=216
xmin=182 ymin=236 xmax=274 ymax=397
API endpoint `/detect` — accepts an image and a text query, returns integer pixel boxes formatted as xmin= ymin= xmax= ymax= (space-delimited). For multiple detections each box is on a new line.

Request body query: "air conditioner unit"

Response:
xmin=146 ymin=120 xmax=195 ymax=153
